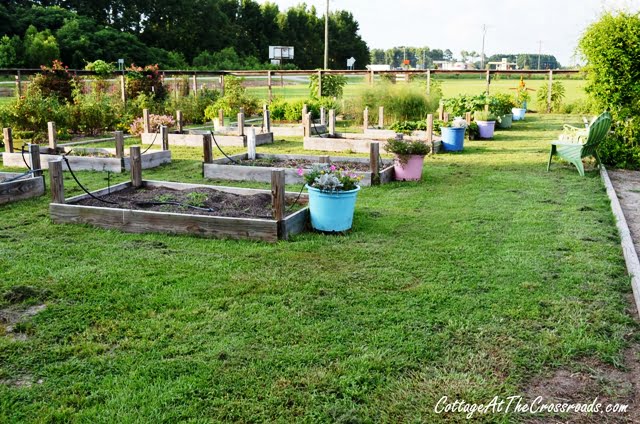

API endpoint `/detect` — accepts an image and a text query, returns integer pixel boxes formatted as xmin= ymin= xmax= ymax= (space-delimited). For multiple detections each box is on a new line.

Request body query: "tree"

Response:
xmin=0 ymin=35 xmax=22 ymax=67
xmin=443 ymin=49 xmax=453 ymax=61
xmin=23 ymin=25 xmax=60 ymax=67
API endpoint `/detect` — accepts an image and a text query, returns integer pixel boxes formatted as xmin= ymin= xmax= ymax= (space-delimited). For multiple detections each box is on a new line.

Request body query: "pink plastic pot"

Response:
xmin=393 ymin=155 xmax=425 ymax=181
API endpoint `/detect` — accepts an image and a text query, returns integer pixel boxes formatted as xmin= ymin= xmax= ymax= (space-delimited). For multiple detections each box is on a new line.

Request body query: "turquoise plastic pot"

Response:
xmin=306 ymin=185 xmax=361 ymax=232
xmin=441 ymin=127 xmax=465 ymax=151
xmin=512 ymin=108 xmax=526 ymax=121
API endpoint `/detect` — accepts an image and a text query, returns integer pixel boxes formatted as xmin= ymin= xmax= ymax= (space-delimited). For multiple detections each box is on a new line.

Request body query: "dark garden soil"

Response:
xmin=76 ymin=186 xmax=300 ymax=218
xmin=238 ymin=158 xmax=373 ymax=172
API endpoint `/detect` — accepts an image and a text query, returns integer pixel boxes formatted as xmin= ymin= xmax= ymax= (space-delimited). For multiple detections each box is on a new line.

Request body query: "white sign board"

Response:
xmin=269 ymin=46 xmax=294 ymax=60
xmin=347 ymin=57 xmax=356 ymax=67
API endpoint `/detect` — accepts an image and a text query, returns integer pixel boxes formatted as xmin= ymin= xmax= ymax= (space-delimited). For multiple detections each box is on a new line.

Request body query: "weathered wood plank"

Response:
xmin=49 ymin=159 xmax=64 ymax=204
xmin=282 ymin=208 xmax=309 ymax=240
xmin=0 ymin=175 xmax=45 ymax=205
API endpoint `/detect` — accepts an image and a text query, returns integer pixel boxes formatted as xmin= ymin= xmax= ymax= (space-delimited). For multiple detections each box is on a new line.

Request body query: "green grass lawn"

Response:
xmin=0 ymin=115 xmax=636 ymax=422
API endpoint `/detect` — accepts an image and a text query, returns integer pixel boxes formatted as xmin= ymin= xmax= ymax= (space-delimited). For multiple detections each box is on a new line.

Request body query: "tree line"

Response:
xmin=0 ymin=1 xmax=369 ymax=70
xmin=370 ymin=47 xmax=560 ymax=69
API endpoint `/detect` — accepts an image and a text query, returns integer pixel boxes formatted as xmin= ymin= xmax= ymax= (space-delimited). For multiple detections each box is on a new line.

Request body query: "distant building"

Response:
xmin=366 ymin=64 xmax=391 ymax=71
xmin=487 ymin=58 xmax=518 ymax=70
xmin=432 ymin=60 xmax=473 ymax=70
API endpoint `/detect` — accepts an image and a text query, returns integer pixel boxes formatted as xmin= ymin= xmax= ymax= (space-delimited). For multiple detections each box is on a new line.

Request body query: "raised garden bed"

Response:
xmin=203 ymin=151 xmax=394 ymax=186
xmin=3 ymin=146 xmax=170 ymax=173
xmin=141 ymin=130 xmax=273 ymax=148
xmin=303 ymin=134 xmax=442 ymax=155
xmin=0 ymin=172 xmax=45 ymax=205
xmin=48 ymin=148 xmax=308 ymax=242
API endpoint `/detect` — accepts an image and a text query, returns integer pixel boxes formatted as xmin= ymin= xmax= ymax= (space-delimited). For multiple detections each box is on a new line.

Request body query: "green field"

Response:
xmin=248 ymin=78 xmax=588 ymax=111
xmin=0 ymin=115 xmax=635 ymax=422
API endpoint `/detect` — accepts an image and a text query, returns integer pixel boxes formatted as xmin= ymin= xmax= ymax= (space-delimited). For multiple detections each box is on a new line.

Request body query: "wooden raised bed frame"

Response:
xmin=202 ymin=142 xmax=394 ymax=186
xmin=2 ymin=128 xmax=171 ymax=173
xmin=0 ymin=145 xmax=45 ymax=205
xmin=48 ymin=147 xmax=309 ymax=242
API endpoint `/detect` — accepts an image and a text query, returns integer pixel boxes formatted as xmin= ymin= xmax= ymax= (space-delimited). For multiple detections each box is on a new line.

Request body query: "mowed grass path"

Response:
xmin=0 ymin=115 xmax=636 ymax=422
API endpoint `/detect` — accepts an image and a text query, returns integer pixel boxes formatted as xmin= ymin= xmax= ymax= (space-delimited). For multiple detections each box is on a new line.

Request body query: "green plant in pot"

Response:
xmin=474 ymin=110 xmax=497 ymax=139
xmin=491 ymin=93 xmax=516 ymax=129
xmin=299 ymin=164 xmax=362 ymax=232
xmin=384 ymin=136 xmax=429 ymax=181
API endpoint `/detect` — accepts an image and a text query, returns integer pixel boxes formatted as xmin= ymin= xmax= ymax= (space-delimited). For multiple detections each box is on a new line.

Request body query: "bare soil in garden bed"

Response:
xmin=76 ymin=186 xmax=301 ymax=218
xmin=237 ymin=158 xmax=372 ymax=172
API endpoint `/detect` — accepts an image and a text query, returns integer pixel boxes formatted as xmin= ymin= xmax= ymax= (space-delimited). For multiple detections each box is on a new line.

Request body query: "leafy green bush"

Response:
xmin=559 ymin=98 xmax=599 ymax=115
xmin=68 ymin=94 xmax=118 ymax=135
xmin=165 ymin=88 xmax=219 ymax=124
xmin=352 ymin=83 xmax=440 ymax=125
xmin=579 ymin=11 xmax=640 ymax=168
xmin=29 ymin=60 xmax=77 ymax=102
xmin=536 ymin=81 xmax=566 ymax=113
xmin=125 ymin=64 xmax=167 ymax=101
xmin=474 ymin=110 xmax=497 ymax=122
xmin=308 ymin=72 xmax=347 ymax=99
xmin=0 ymin=91 xmax=68 ymax=141
xmin=205 ymin=76 xmax=259 ymax=120
xmin=389 ymin=121 xmax=427 ymax=133
xmin=267 ymin=98 xmax=339 ymax=122
xmin=384 ymin=138 xmax=430 ymax=156
xmin=491 ymin=93 xmax=516 ymax=116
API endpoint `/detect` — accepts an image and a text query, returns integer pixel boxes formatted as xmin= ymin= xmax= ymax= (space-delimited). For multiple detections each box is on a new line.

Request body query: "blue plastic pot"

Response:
xmin=441 ymin=127 xmax=465 ymax=151
xmin=306 ymin=185 xmax=360 ymax=232
xmin=512 ymin=108 xmax=526 ymax=121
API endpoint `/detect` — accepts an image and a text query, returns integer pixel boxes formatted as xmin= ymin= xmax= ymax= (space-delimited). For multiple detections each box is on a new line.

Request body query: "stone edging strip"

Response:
xmin=601 ymin=165 xmax=640 ymax=318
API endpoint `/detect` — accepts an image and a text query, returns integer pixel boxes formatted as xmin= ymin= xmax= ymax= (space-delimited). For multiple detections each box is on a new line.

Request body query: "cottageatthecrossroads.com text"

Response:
xmin=434 ymin=395 xmax=629 ymax=419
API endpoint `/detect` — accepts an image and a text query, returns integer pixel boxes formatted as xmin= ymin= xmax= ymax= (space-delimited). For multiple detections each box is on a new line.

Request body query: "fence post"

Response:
xmin=426 ymin=69 xmax=431 ymax=95
xmin=271 ymin=169 xmax=285 ymax=222
xmin=49 ymin=158 xmax=64 ymax=204
xmin=47 ymin=121 xmax=57 ymax=150
xmin=438 ymin=103 xmax=444 ymax=120
xmin=329 ymin=109 xmax=335 ymax=136
xmin=15 ymin=71 xmax=21 ymax=97
xmin=143 ymin=109 xmax=150 ymax=133
xmin=237 ymin=112 xmax=245 ymax=136
xmin=427 ymin=114 xmax=434 ymax=144
xmin=547 ymin=70 xmax=553 ymax=113
xmin=443 ymin=112 xmax=449 ymax=123
xmin=320 ymin=107 xmax=326 ymax=126
xmin=3 ymin=128 xmax=13 ymax=153
xmin=465 ymin=112 xmax=472 ymax=125
xmin=485 ymin=70 xmax=491 ymax=95
xmin=115 ymin=131 xmax=125 ymax=158
xmin=267 ymin=70 xmax=273 ymax=103
xmin=220 ymin=74 xmax=225 ymax=96
xmin=218 ymin=109 xmax=224 ymax=128
xmin=120 ymin=74 xmax=126 ymax=103
xmin=29 ymin=144 xmax=42 ymax=177
xmin=317 ymin=70 xmax=323 ymax=98
xmin=203 ymin=133 xmax=213 ymax=164
xmin=265 ymin=109 xmax=271 ymax=133
xmin=192 ymin=73 xmax=198 ymax=95
xmin=304 ymin=113 xmax=312 ymax=137
xmin=370 ymin=141 xmax=380 ymax=185
xmin=302 ymin=104 xmax=308 ymax=121
xmin=130 ymin=146 xmax=142 ymax=188
xmin=248 ymin=128 xmax=256 ymax=160
xmin=160 ymin=125 xmax=169 ymax=150
xmin=363 ymin=107 xmax=369 ymax=131
xmin=176 ymin=110 xmax=183 ymax=133
xmin=378 ymin=106 xmax=384 ymax=129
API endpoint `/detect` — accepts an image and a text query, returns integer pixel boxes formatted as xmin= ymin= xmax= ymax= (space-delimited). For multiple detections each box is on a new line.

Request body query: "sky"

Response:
xmin=256 ymin=0 xmax=640 ymax=66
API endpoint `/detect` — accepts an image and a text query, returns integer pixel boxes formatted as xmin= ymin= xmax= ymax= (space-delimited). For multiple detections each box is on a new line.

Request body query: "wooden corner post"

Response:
xmin=176 ymin=110 xmax=183 ymax=133
xmin=130 ymin=146 xmax=142 ymax=188
xmin=115 ymin=131 xmax=125 ymax=158
xmin=304 ymin=113 xmax=312 ymax=137
xmin=271 ymin=168 xmax=285 ymax=222
xmin=3 ymin=127 xmax=13 ymax=153
xmin=142 ymin=109 xmax=150 ymax=133
xmin=47 ymin=121 xmax=57 ymax=150
xmin=160 ymin=125 xmax=169 ymax=150
xmin=203 ymin=133 xmax=213 ymax=165
xmin=363 ymin=107 xmax=369 ymax=131
xmin=237 ymin=112 xmax=245 ymax=136
xmin=248 ymin=128 xmax=256 ymax=160
xmin=49 ymin=158 xmax=64 ymax=204
xmin=370 ymin=141 xmax=380 ymax=185
xmin=378 ymin=106 xmax=384 ymax=129
xmin=328 ymin=109 xmax=336 ymax=136
xmin=547 ymin=70 xmax=553 ymax=113
xmin=218 ymin=109 xmax=224 ymax=128
xmin=427 ymin=114 xmax=434 ymax=144
xmin=29 ymin=144 xmax=42 ymax=177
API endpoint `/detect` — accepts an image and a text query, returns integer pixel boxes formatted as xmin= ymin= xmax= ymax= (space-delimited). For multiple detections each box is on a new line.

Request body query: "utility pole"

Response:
xmin=324 ymin=0 xmax=329 ymax=69
xmin=537 ymin=40 xmax=543 ymax=70
xmin=480 ymin=24 xmax=487 ymax=69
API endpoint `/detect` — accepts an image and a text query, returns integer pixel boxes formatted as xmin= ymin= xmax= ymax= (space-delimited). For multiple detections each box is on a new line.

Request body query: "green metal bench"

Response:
xmin=547 ymin=111 xmax=612 ymax=176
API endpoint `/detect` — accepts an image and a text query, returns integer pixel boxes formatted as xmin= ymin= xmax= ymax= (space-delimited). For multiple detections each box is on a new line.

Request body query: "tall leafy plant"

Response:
xmin=579 ymin=11 xmax=640 ymax=168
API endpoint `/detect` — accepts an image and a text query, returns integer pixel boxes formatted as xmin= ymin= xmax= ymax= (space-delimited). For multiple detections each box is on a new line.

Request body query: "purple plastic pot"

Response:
xmin=477 ymin=120 xmax=496 ymax=139
xmin=393 ymin=154 xmax=425 ymax=181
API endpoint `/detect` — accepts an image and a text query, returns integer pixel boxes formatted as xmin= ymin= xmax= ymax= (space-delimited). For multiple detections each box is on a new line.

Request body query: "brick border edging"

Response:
xmin=601 ymin=165 xmax=640 ymax=318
